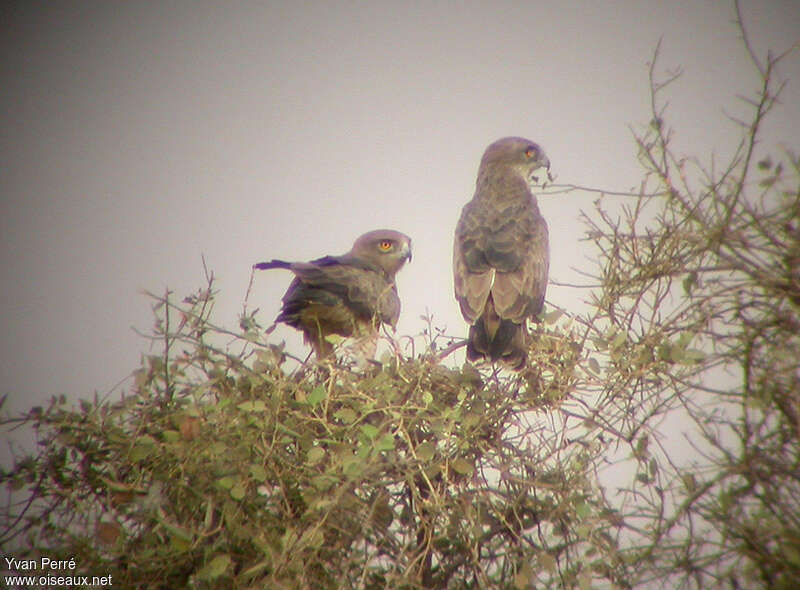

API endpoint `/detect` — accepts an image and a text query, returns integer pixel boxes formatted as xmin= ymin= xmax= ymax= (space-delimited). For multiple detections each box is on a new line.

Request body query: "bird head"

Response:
xmin=351 ymin=229 xmax=412 ymax=277
xmin=480 ymin=137 xmax=552 ymax=187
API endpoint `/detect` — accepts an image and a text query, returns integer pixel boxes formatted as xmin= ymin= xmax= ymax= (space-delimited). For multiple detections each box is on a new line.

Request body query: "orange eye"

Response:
xmin=378 ymin=240 xmax=393 ymax=251
xmin=525 ymin=146 xmax=537 ymax=158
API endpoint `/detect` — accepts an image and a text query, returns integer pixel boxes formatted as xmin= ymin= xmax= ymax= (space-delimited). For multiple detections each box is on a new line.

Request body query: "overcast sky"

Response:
xmin=1 ymin=0 xmax=798 ymax=435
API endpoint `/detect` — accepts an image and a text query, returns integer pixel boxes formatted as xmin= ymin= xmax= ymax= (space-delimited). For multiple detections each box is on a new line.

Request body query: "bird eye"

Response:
xmin=525 ymin=146 xmax=538 ymax=158
xmin=378 ymin=240 xmax=393 ymax=251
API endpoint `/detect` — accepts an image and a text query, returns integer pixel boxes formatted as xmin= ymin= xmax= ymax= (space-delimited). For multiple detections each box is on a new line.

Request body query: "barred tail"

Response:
xmin=467 ymin=303 xmax=527 ymax=370
xmin=253 ymin=259 xmax=292 ymax=271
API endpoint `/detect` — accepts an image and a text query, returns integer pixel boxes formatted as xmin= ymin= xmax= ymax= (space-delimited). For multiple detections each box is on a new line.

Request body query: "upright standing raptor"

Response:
xmin=453 ymin=137 xmax=551 ymax=369
xmin=254 ymin=229 xmax=411 ymax=360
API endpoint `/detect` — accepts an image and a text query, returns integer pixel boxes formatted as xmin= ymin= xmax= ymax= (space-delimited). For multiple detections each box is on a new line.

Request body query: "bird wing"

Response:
xmin=281 ymin=256 xmax=400 ymax=329
xmin=255 ymin=230 xmax=409 ymax=359
xmin=454 ymin=199 xmax=494 ymax=323
xmin=490 ymin=209 xmax=549 ymax=322
xmin=454 ymin=196 xmax=548 ymax=324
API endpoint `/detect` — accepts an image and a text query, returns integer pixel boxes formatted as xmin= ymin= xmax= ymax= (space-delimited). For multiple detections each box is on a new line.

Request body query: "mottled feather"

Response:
xmin=255 ymin=229 xmax=411 ymax=360
xmin=453 ymin=137 xmax=551 ymax=369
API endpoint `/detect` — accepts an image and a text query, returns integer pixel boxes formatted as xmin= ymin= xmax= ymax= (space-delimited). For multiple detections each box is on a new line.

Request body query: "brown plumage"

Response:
xmin=255 ymin=229 xmax=412 ymax=360
xmin=453 ymin=137 xmax=551 ymax=369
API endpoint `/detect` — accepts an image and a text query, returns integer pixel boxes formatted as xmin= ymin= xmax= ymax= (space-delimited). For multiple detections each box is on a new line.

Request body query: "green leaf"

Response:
xmin=718 ymin=489 xmax=732 ymax=511
xmin=281 ymin=527 xmax=298 ymax=550
xmin=300 ymin=527 xmax=324 ymax=549
xmin=334 ymin=407 xmax=357 ymax=424
xmin=196 ymin=554 xmax=231 ymax=581
xmin=676 ymin=331 xmax=695 ymax=348
xmin=375 ymin=433 xmax=395 ymax=452
xmin=130 ymin=435 xmax=158 ymax=462
xmin=636 ymin=435 xmax=649 ymax=458
xmin=208 ymin=441 xmax=227 ymax=454
xmin=360 ymin=424 xmax=379 ymax=440
xmin=249 ymin=464 xmax=267 ymax=482
xmin=137 ymin=434 xmax=157 ymax=445
xmin=658 ymin=343 xmax=672 ymax=362
xmin=162 ymin=430 xmax=180 ymax=443
xmin=356 ymin=441 xmax=371 ymax=459
xmin=682 ymin=472 xmax=697 ymax=493
xmin=217 ymin=476 xmax=235 ymax=490
xmin=611 ymin=331 xmax=627 ymax=349
xmin=539 ymin=552 xmax=557 ymax=572
xmin=164 ymin=522 xmax=193 ymax=544
xmin=451 ymin=458 xmax=474 ymax=476
xmin=237 ymin=400 xmax=267 ymax=412
xmin=240 ymin=560 xmax=270 ymax=581
xmin=230 ymin=481 xmax=247 ymax=500
xmin=682 ymin=271 xmax=698 ymax=296
xmin=680 ymin=348 xmax=706 ymax=364
xmin=462 ymin=412 xmax=481 ymax=428
xmin=307 ymin=385 xmax=327 ymax=406
xmin=669 ymin=345 xmax=685 ymax=363
xmin=513 ymin=562 xmax=532 ymax=589
xmin=371 ymin=495 xmax=394 ymax=529
xmin=310 ymin=474 xmax=337 ymax=492
xmin=307 ymin=446 xmax=326 ymax=465
xmin=416 ymin=441 xmax=436 ymax=461
xmin=782 ymin=543 xmax=800 ymax=568
xmin=170 ymin=534 xmax=192 ymax=552
xmin=543 ymin=308 xmax=564 ymax=324
xmin=343 ymin=454 xmax=365 ymax=478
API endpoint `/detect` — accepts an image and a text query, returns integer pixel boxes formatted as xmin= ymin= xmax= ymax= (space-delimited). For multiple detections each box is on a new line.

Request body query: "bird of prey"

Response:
xmin=453 ymin=137 xmax=551 ymax=369
xmin=254 ymin=229 xmax=412 ymax=360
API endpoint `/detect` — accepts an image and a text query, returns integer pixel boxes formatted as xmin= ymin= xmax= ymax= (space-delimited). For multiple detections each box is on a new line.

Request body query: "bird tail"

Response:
xmin=466 ymin=300 xmax=528 ymax=370
xmin=253 ymin=259 xmax=292 ymax=271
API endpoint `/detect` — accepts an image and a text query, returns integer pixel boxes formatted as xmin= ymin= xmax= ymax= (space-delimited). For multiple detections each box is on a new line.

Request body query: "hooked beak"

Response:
xmin=530 ymin=157 xmax=552 ymax=185
xmin=402 ymin=240 xmax=412 ymax=263
xmin=544 ymin=159 xmax=554 ymax=183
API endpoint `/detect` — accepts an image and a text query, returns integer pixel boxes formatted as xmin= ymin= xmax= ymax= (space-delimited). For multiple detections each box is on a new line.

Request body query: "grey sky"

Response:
xmin=1 ymin=1 xmax=798 ymax=426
